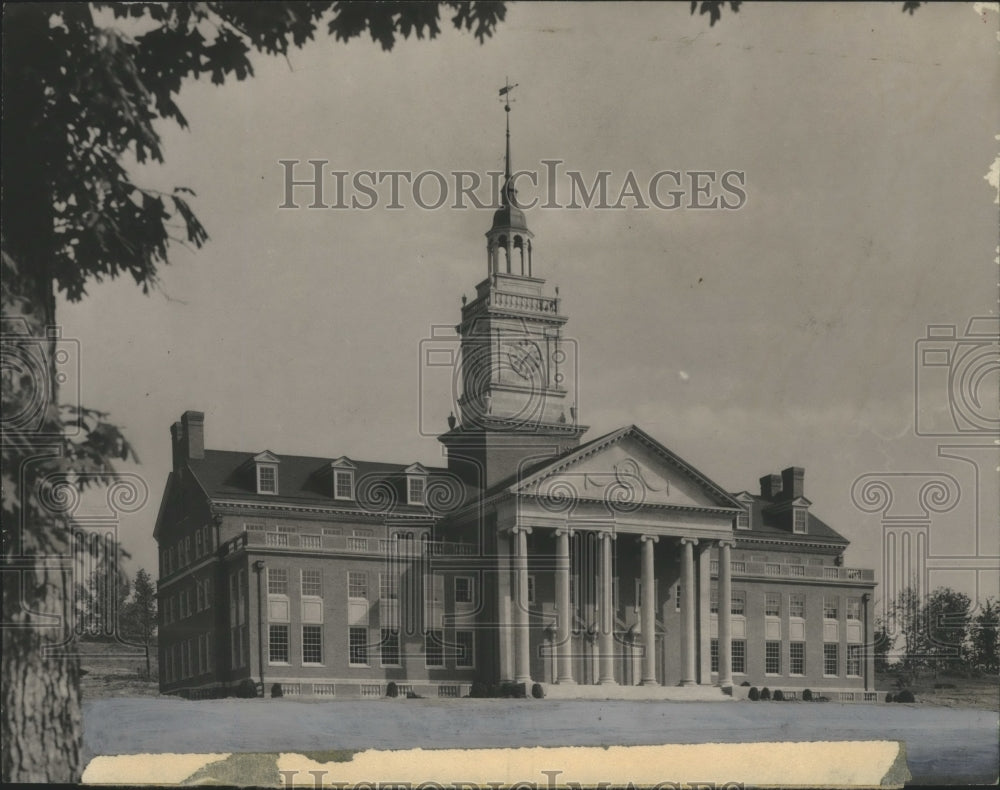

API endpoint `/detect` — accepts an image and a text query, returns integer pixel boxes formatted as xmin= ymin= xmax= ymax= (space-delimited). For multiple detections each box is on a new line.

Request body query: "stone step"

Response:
xmin=541 ymin=682 xmax=733 ymax=701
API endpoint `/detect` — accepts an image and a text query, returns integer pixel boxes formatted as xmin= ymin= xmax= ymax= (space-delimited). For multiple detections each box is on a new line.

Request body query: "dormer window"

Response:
xmin=404 ymin=463 xmax=428 ymax=506
xmin=252 ymin=451 xmax=281 ymax=495
xmin=735 ymin=510 xmax=750 ymax=530
xmin=331 ymin=457 xmax=356 ymax=501
xmin=793 ymin=507 xmax=807 ymax=534
xmin=257 ymin=465 xmax=277 ymax=494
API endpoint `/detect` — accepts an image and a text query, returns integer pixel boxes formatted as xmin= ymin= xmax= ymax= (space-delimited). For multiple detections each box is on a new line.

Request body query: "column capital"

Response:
xmin=553 ymin=527 xmax=576 ymax=538
xmin=717 ymin=538 xmax=735 ymax=549
xmin=508 ymin=525 xmax=533 ymax=536
xmin=639 ymin=534 xmax=659 ymax=544
xmin=679 ymin=536 xmax=699 ymax=547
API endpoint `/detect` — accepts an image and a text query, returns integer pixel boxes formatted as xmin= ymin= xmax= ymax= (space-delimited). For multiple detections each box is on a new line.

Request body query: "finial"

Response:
xmin=498 ymin=78 xmax=519 ymax=206
xmin=461 ymin=294 xmax=467 ymax=306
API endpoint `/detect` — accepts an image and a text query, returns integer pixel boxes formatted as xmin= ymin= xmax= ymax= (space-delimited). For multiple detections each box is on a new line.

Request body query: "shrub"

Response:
xmin=236 ymin=679 xmax=258 ymax=698
xmin=760 ymin=687 xmax=771 ymax=701
xmin=885 ymin=692 xmax=894 ymax=703
xmin=386 ymin=681 xmax=399 ymax=698
xmin=271 ymin=683 xmax=283 ymax=698
xmin=895 ymin=689 xmax=915 ymax=703
xmin=802 ymin=688 xmax=812 ymax=702
xmin=773 ymin=689 xmax=784 ymax=701
xmin=531 ymin=683 xmax=545 ymax=699
xmin=748 ymin=686 xmax=760 ymax=701
xmin=513 ymin=682 xmax=527 ymax=699
xmin=470 ymin=681 xmax=488 ymax=699
xmin=741 ymin=681 xmax=751 ymax=687
xmin=406 ymin=690 xmax=423 ymax=699
xmin=499 ymin=682 xmax=513 ymax=698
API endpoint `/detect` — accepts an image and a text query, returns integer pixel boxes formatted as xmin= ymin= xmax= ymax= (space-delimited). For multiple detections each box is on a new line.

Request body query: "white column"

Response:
xmin=514 ymin=526 xmax=532 ymax=685
xmin=555 ymin=529 xmax=575 ymax=684
xmin=598 ymin=531 xmax=617 ymax=685
xmin=497 ymin=530 xmax=513 ymax=682
xmin=680 ymin=537 xmax=698 ymax=686
xmin=640 ymin=535 xmax=659 ymax=685
xmin=718 ymin=540 xmax=733 ymax=687
xmin=698 ymin=542 xmax=712 ymax=684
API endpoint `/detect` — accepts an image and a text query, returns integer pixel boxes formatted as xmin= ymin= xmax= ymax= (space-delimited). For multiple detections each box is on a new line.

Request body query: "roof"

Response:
xmin=731 ymin=492 xmax=849 ymax=546
xmin=186 ymin=449 xmax=469 ymax=516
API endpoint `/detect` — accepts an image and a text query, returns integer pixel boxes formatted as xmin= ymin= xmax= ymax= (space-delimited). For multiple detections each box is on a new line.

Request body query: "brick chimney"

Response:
xmin=180 ymin=410 xmax=205 ymax=461
xmin=781 ymin=466 xmax=804 ymax=500
xmin=759 ymin=474 xmax=782 ymax=500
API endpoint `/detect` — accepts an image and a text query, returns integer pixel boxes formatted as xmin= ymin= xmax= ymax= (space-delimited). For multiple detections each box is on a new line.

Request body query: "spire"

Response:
xmin=499 ymin=78 xmax=518 ymax=207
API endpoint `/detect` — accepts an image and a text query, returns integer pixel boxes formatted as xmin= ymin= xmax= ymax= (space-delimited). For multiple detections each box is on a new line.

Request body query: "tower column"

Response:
xmin=680 ymin=537 xmax=698 ymax=686
xmin=640 ymin=535 xmax=659 ymax=685
xmin=718 ymin=540 xmax=733 ymax=688
xmin=597 ymin=531 xmax=617 ymax=685
xmin=513 ymin=525 xmax=532 ymax=685
xmin=555 ymin=528 xmax=575 ymax=684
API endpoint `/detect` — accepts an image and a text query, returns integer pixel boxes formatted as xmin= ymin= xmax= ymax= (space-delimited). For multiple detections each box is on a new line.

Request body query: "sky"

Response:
xmin=60 ymin=3 xmax=999 ymax=607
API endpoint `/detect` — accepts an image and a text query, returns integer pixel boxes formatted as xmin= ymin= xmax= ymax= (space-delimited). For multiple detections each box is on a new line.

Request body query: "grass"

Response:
xmin=876 ymin=669 xmax=999 ymax=710
xmin=76 ymin=637 xmax=159 ymax=699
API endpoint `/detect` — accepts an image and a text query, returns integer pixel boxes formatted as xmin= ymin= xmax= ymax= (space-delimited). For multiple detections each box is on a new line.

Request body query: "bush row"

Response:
xmin=467 ymin=681 xmax=545 ymax=699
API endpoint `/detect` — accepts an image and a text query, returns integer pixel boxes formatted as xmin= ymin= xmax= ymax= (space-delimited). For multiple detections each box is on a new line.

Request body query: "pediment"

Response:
xmin=513 ymin=426 xmax=740 ymax=512
xmin=253 ymin=450 xmax=281 ymax=464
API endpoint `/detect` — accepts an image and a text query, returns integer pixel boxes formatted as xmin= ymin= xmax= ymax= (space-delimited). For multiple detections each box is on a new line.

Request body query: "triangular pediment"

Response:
xmin=404 ymin=463 xmax=429 ymax=475
xmin=512 ymin=425 xmax=741 ymax=512
xmin=252 ymin=450 xmax=280 ymax=464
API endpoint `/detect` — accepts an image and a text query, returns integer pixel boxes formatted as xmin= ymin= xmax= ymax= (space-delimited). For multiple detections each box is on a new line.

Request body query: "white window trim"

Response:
xmin=379 ymin=628 xmax=401 ymax=668
xmin=454 ymin=576 xmax=474 ymax=605
xmin=424 ymin=630 xmax=445 ymax=669
xmin=347 ymin=571 xmax=368 ymax=600
xmin=256 ymin=463 xmax=278 ymax=495
xmin=301 ymin=625 xmax=324 ymax=666
xmin=407 ymin=475 xmax=426 ymax=505
xmin=334 ymin=469 xmax=355 ymax=500
xmin=268 ymin=623 xmax=290 ymax=666
xmin=348 ymin=626 xmax=370 ymax=667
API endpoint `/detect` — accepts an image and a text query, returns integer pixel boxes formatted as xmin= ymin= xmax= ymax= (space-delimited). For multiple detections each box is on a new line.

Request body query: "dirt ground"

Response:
xmin=875 ymin=670 xmax=999 ymax=711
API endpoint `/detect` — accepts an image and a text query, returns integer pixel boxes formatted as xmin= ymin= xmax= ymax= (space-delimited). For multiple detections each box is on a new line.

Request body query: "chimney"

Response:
xmin=759 ymin=474 xmax=782 ymax=500
xmin=170 ymin=421 xmax=185 ymax=471
xmin=180 ymin=410 xmax=205 ymax=460
xmin=781 ymin=466 xmax=804 ymax=500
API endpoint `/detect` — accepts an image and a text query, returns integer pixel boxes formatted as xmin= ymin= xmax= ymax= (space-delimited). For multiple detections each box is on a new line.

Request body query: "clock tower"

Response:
xmin=439 ymin=84 xmax=587 ymax=490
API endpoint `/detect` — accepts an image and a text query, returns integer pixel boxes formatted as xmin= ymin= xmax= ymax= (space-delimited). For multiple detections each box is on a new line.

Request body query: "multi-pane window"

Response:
xmin=455 ymin=577 xmax=473 ymax=604
xmin=847 ymin=644 xmax=862 ymax=676
xmin=790 ymin=642 xmax=805 ymax=675
xmin=348 ymin=571 xmax=368 ymax=599
xmin=675 ymin=583 xmax=682 ymax=611
xmin=731 ymin=591 xmax=746 ymax=616
xmin=765 ymin=593 xmax=781 ymax=617
xmin=790 ymin=594 xmax=806 ymax=619
xmin=196 ymin=583 xmax=204 ymax=612
xmin=380 ymin=629 xmax=400 ymax=666
xmin=824 ymin=596 xmax=838 ymax=619
xmin=846 ymin=597 xmax=862 ymax=621
xmin=195 ymin=531 xmax=203 ymax=557
xmin=301 ymin=569 xmax=322 ymax=597
xmin=379 ymin=573 xmax=398 ymax=601
xmin=408 ymin=476 xmax=425 ymax=505
xmin=425 ymin=630 xmax=444 ymax=667
xmin=302 ymin=625 xmax=323 ymax=664
xmin=455 ymin=630 xmax=475 ymax=668
xmin=349 ymin=627 xmax=368 ymax=665
xmin=732 ymin=640 xmax=746 ymax=674
xmin=824 ymin=643 xmax=838 ymax=675
xmin=268 ymin=568 xmax=288 ymax=595
xmin=793 ymin=508 xmax=807 ymax=533
xmin=710 ymin=586 xmax=719 ymax=614
xmin=735 ymin=510 xmax=750 ymax=530
xmin=765 ymin=641 xmax=781 ymax=674
xmin=527 ymin=575 xmax=536 ymax=605
xmin=334 ymin=470 xmax=354 ymax=500
xmin=258 ymin=465 xmax=277 ymax=494
xmin=710 ymin=639 xmax=719 ymax=672
xmin=269 ymin=624 xmax=289 ymax=663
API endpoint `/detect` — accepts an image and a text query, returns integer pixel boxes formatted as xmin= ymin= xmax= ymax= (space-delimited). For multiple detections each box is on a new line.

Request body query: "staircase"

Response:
xmin=542 ymin=683 xmax=732 ymax=701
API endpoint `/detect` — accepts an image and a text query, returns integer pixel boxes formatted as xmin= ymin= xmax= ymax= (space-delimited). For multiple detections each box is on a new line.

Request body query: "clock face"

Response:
xmin=503 ymin=338 xmax=544 ymax=383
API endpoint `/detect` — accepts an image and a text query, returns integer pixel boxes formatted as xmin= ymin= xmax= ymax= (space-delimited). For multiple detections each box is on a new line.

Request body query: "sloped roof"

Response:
xmin=186 ymin=449 xmax=468 ymax=515
xmin=732 ymin=492 xmax=849 ymax=545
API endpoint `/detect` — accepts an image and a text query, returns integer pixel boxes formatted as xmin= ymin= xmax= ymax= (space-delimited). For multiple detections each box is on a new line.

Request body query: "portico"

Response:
xmin=491 ymin=425 xmax=743 ymax=691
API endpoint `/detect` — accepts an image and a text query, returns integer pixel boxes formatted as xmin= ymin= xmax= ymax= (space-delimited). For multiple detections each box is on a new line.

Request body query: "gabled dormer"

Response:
xmin=404 ymin=462 xmax=429 ymax=505
xmin=331 ymin=457 xmax=356 ymax=501
xmin=253 ymin=451 xmax=281 ymax=495
xmin=733 ymin=491 xmax=754 ymax=531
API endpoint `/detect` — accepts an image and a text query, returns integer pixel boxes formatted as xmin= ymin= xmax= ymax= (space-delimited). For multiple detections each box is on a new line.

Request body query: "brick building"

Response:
xmin=155 ymin=107 xmax=876 ymax=700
